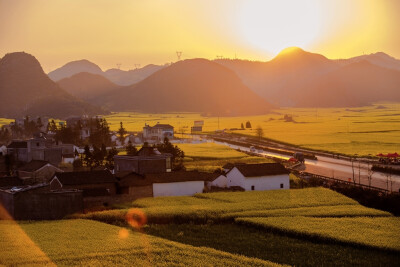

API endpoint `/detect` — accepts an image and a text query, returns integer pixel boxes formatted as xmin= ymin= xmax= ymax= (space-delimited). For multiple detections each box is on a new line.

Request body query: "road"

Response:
xmin=213 ymin=140 xmax=400 ymax=192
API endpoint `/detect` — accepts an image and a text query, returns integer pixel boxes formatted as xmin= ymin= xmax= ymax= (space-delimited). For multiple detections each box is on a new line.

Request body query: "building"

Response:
xmin=114 ymin=147 xmax=172 ymax=174
xmin=6 ymin=141 xmax=28 ymax=162
xmin=143 ymin=123 xmax=174 ymax=142
xmin=0 ymin=183 xmax=83 ymax=220
xmin=0 ymin=176 xmax=23 ymax=188
xmin=65 ymin=116 xmax=93 ymax=140
xmin=17 ymin=160 xmax=63 ymax=183
xmin=50 ymin=170 xmax=117 ymax=197
xmin=220 ymin=163 xmax=290 ymax=191
xmin=117 ymin=171 xmax=220 ymax=198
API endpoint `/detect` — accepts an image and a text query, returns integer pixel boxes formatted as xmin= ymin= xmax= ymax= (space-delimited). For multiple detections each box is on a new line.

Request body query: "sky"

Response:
xmin=0 ymin=0 xmax=399 ymax=72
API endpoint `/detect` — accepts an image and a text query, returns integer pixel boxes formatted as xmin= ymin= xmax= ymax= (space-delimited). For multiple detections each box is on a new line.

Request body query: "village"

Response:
xmin=0 ymin=116 xmax=290 ymax=220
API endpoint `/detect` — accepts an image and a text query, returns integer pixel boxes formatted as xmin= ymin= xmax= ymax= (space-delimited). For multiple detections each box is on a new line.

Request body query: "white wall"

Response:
xmin=209 ymin=175 xmax=227 ymax=188
xmin=226 ymin=167 xmax=289 ymax=191
xmin=153 ymin=181 xmax=205 ymax=197
xmin=244 ymin=174 xmax=289 ymax=191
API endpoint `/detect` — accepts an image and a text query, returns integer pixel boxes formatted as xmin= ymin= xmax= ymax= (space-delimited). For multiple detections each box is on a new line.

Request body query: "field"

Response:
xmin=0 ymin=219 xmax=279 ymax=266
xmin=236 ymin=216 xmax=400 ymax=251
xmin=73 ymin=188 xmax=399 ymax=266
xmin=103 ymin=103 xmax=400 ymax=156
xmin=177 ymin=142 xmax=273 ymax=172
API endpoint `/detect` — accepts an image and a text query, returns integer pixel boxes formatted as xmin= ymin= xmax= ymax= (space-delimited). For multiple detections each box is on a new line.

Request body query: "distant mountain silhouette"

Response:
xmin=295 ymin=60 xmax=400 ymax=107
xmin=337 ymin=52 xmax=400 ymax=71
xmin=104 ymin=64 xmax=165 ymax=86
xmin=0 ymin=52 xmax=106 ymax=118
xmin=215 ymin=47 xmax=339 ymax=106
xmin=57 ymin=72 xmax=121 ymax=102
xmin=96 ymin=59 xmax=273 ymax=116
xmin=48 ymin=59 xmax=103 ymax=81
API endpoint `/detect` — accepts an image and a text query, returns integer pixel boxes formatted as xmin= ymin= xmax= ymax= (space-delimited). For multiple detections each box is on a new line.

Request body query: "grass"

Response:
xmin=102 ymin=103 xmax=400 ymax=156
xmin=177 ymin=142 xmax=274 ymax=172
xmin=145 ymin=223 xmax=400 ymax=267
xmin=0 ymin=219 xmax=280 ymax=266
xmin=236 ymin=216 xmax=400 ymax=252
xmin=78 ymin=188 xmax=360 ymax=224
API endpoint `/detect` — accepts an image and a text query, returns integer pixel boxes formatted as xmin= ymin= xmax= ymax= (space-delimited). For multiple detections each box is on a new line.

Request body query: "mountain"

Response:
xmin=0 ymin=52 xmax=106 ymax=118
xmin=104 ymin=64 xmax=165 ymax=86
xmin=96 ymin=59 xmax=273 ymax=116
xmin=215 ymin=47 xmax=340 ymax=106
xmin=337 ymin=52 xmax=400 ymax=71
xmin=57 ymin=72 xmax=121 ymax=102
xmin=294 ymin=60 xmax=400 ymax=107
xmin=48 ymin=59 xmax=103 ymax=81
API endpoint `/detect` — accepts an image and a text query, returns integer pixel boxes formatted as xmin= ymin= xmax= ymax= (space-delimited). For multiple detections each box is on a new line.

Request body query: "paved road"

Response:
xmin=213 ymin=140 xmax=400 ymax=192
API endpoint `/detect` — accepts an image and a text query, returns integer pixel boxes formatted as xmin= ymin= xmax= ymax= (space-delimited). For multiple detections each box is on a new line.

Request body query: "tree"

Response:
xmin=255 ymin=126 xmax=264 ymax=141
xmin=118 ymin=122 xmax=127 ymax=145
xmin=155 ymin=137 xmax=185 ymax=170
xmin=241 ymin=123 xmax=244 ymax=129
xmin=126 ymin=141 xmax=137 ymax=156
xmin=105 ymin=147 xmax=118 ymax=170
xmin=245 ymin=121 xmax=252 ymax=128
xmin=72 ymin=158 xmax=83 ymax=171
xmin=92 ymin=145 xmax=104 ymax=168
xmin=83 ymin=145 xmax=93 ymax=169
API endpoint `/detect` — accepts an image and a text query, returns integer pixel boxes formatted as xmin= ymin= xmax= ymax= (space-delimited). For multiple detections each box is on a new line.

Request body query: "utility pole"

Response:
xmin=176 ymin=51 xmax=182 ymax=61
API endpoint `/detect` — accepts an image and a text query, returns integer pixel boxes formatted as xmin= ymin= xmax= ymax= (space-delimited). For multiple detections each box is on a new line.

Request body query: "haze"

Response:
xmin=1 ymin=0 xmax=400 ymax=72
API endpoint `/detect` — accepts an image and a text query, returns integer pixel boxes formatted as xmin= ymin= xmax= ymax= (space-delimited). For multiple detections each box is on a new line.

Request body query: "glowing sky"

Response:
xmin=0 ymin=0 xmax=399 ymax=71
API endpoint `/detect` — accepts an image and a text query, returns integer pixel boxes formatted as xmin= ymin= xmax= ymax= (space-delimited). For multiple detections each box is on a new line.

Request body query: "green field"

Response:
xmin=0 ymin=219 xmax=279 ymax=266
xmin=177 ymin=142 xmax=273 ymax=172
xmin=73 ymin=188 xmax=400 ymax=266
xmin=236 ymin=216 xmax=400 ymax=251
xmin=103 ymin=103 xmax=400 ymax=156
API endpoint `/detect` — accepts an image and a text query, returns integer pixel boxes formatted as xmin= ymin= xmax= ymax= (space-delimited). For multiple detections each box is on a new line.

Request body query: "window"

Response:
xmin=166 ymin=157 xmax=171 ymax=171
xmin=36 ymin=142 xmax=40 ymax=147
xmin=280 ymin=183 xmax=284 ymax=188
xmin=251 ymin=185 xmax=255 ymax=190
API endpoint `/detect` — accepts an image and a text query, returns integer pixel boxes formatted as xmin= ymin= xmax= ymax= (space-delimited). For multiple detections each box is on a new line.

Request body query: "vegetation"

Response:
xmin=100 ymin=103 xmax=400 ymax=156
xmin=145 ymin=224 xmax=400 ymax=267
xmin=236 ymin=216 xmax=400 ymax=251
xmin=0 ymin=219 xmax=279 ymax=266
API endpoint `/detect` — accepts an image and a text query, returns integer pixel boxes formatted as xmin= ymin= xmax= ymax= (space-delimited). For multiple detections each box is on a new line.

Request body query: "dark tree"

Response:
xmin=126 ymin=141 xmax=137 ymax=156
xmin=155 ymin=137 xmax=185 ymax=170
xmin=241 ymin=123 xmax=244 ymax=129
xmin=83 ymin=145 xmax=94 ymax=169
xmin=105 ymin=147 xmax=118 ymax=170
xmin=118 ymin=122 xmax=127 ymax=145
xmin=245 ymin=121 xmax=252 ymax=128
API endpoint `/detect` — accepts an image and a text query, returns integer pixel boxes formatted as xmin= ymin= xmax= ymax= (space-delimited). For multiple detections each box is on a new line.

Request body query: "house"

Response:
xmin=114 ymin=147 xmax=172 ymax=174
xmin=0 ymin=176 xmax=23 ymax=188
xmin=18 ymin=160 xmax=63 ymax=183
xmin=143 ymin=123 xmax=174 ymax=142
xmin=221 ymin=163 xmax=290 ymax=191
xmin=117 ymin=171 xmax=220 ymax=198
xmin=66 ymin=116 xmax=92 ymax=140
xmin=50 ymin=170 xmax=117 ymax=197
xmin=6 ymin=141 xmax=28 ymax=162
xmin=0 ymin=183 xmax=83 ymax=220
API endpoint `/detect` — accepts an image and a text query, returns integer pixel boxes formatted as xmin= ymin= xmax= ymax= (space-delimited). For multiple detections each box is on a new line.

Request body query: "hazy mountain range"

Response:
xmin=1 ymin=48 xmax=400 ymax=119
xmin=0 ymin=52 xmax=106 ymax=119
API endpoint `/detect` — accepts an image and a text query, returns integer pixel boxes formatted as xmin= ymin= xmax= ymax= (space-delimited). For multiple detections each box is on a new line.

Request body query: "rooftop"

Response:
xmin=231 ymin=163 xmax=289 ymax=177
xmin=53 ymin=170 xmax=116 ymax=185
xmin=118 ymin=171 xmax=220 ymax=187
xmin=18 ymin=160 xmax=54 ymax=172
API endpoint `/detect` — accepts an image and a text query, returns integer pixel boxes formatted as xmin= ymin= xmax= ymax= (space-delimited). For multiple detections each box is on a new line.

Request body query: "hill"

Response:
xmin=337 ymin=52 xmax=400 ymax=71
xmin=57 ymin=72 xmax=121 ymax=102
xmin=104 ymin=64 xmax=165 ymax=86
xmin=295 ymin=60 xmax=400 ymax=107
xmin=0 ymin=52 xmax=106 ymax=118
xmin=48 ymin=59 xmax=103 ymax=81
xmin=215 ymin=47 xmax=339 ymax=106
xmin=97 ymin=59 xmax=273 ymax=116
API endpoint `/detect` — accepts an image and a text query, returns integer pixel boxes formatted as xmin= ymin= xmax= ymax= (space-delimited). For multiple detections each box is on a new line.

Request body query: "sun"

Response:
xmin=237 ymin=0 xmax=323 ymax=55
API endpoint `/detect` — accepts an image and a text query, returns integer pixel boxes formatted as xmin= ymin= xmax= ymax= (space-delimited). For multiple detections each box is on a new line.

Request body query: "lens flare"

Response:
xmin=126 ymin=208 xmax=147 ymax=229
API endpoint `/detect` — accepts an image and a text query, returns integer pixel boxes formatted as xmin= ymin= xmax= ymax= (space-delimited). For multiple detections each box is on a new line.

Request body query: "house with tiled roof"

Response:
xmin=117 ymin=171 xmax=220 ymax=198
xmin=18 ymin=160 xmax=63 ymax=183
xmin=143 ymin=123 xmax=174 ymax=142
xmin=218 ymin=163 xmax=290 ymax=191
xmin=50 ymin=170 xmax=117 ymax=197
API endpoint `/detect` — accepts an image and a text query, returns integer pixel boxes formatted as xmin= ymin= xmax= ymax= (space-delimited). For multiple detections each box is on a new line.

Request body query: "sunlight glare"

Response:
xmin=237 ymin=0 xmax=323 ymax=55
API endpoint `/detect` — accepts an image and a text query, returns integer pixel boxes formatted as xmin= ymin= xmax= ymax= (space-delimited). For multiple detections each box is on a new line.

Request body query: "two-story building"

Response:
xmin=143 ymin=123 xmax=174 ymax=142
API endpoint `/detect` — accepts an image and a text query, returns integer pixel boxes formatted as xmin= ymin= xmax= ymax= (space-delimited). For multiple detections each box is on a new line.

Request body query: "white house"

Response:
xmin=224 ymin=163 xmax=290 ymax=191
xmin=143 ymin=123 xmax=174 ymax=142
xmin=117 ymin=171 xmax=219 ymax=198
